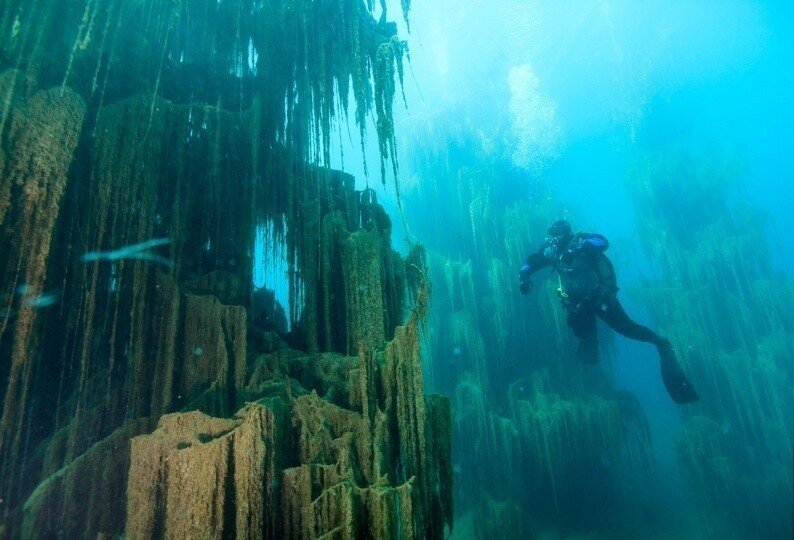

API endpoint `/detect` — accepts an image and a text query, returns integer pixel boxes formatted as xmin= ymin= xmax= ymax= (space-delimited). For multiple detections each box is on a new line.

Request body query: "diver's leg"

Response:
xmin=567 ymin=309 xmax=599 ymax=364
xmin=597 ymin=297 xmax=662 ymax=345
xmin=599 ymin=297 xmax=699 ymax=403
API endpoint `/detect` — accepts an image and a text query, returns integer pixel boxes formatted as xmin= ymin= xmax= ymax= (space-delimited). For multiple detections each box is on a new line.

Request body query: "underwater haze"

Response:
xmin=0 ymin=0 xmax=792 ymax=539
xmin=383 ymin=0 xmax=794 ymax=538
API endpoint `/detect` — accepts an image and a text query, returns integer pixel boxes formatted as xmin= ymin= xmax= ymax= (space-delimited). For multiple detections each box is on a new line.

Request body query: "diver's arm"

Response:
xmin=519 ymin=250 xmax=549 ymax=294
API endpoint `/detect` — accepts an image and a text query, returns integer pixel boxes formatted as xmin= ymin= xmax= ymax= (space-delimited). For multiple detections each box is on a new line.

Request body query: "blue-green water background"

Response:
xmin=0 ymin=0 xmax=787 ymax=536
xmin=363 ymin=0 xmax=794 ymax=263
xmin=320 ymin=0 xmax=793 ymax=535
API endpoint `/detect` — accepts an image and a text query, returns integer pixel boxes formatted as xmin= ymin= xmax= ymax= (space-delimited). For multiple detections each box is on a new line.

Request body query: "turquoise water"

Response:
xmin=378 ymin=1 xmax=793 ymax=537
xmin=0 ymin=0 xmax=791 ymax=538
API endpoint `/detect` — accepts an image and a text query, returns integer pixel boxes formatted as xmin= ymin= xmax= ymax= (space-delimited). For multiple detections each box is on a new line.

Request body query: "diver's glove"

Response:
xmin=519 ymin=264 xmax=532 ymax=295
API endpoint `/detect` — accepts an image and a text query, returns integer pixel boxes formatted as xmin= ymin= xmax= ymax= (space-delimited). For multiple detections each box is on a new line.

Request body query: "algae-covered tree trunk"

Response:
xmin=0 ymin=1 xmax=453 ymax=538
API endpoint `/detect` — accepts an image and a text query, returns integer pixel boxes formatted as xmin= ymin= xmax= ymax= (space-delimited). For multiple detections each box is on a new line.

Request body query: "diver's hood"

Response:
xmin=548 ymin=219 xmax=572 ymax=237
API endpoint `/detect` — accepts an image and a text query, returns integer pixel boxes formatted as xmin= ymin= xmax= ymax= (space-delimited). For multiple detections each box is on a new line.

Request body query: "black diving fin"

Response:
xmin=658 ymin=340 xmax=700 ymax=404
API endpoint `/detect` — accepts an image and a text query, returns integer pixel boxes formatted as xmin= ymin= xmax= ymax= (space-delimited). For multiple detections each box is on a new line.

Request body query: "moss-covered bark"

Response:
xmin=122 ymin=296 xmax=451 ymax=539
xmin=0 ymin=0 xmax=451 ymax=538
xmin=0 ymin=85 xmax=86 ymax=511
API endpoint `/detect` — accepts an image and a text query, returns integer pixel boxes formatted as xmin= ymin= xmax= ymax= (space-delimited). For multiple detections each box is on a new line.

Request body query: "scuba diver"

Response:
xmin=519 ymin=219 xmax=699 ymax=404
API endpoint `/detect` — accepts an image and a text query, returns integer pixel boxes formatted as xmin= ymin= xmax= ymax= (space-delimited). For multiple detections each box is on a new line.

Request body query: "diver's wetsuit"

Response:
xmin=569 ymin=295 xmax=662 ymax=344
xmin=520 ymin=229 xmax=699 ymax=403
xmin=521 ymin=232 xmax=664 ymax=361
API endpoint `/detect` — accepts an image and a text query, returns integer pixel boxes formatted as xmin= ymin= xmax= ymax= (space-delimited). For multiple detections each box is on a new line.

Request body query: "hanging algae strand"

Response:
xmin=2 ymin=0 xmax=411 ymax=189
xmin=374 ymin=36 xmax=408 ymax=187
xmin=60 ymin=0 xmax=100 ymax=93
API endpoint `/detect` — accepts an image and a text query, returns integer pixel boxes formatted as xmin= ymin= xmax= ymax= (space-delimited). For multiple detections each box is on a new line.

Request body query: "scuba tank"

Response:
xmin=553 ymin=234 xmax=618 ymax=311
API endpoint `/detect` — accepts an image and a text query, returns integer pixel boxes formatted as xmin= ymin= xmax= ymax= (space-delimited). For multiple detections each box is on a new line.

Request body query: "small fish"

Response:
xmin=21 ymin=293 xmax=59 ymax=309
xmin=11 ymin=285 xmax=60 ymax=311
xmin=81 ymin=238 xmax=174 ymax=268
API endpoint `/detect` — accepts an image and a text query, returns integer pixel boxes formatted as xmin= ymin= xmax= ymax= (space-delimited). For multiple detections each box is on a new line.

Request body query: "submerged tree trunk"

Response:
xmin=0 ymin=1 xmax=452 ymax=538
